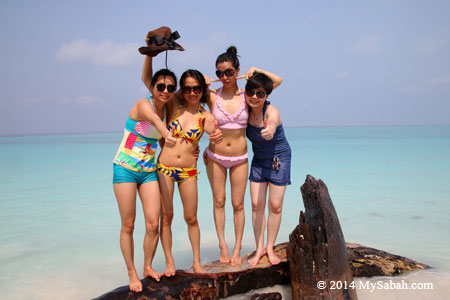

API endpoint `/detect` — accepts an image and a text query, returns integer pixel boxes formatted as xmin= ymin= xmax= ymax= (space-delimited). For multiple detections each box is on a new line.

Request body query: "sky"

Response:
xmin=0 ymin=0 xmax=449 ymax=136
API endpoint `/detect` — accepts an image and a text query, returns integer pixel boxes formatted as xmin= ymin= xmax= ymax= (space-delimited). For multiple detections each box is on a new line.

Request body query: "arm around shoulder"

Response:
xmin=136 ymin=98 xmax=169 ymax=137
xmin=202 ymin=111 xmax=217 ymax=135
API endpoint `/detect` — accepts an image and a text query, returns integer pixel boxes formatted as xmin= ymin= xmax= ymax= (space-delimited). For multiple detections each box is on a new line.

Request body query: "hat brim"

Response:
xmin=138 ymin=43 xmax=184 ymax=57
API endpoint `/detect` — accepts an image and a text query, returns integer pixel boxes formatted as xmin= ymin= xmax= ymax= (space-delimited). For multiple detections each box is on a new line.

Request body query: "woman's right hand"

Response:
xmin=204 ymin=75 xmax=220 ymax=85
xmin=164 ymin=127 xmax=177 ymax=147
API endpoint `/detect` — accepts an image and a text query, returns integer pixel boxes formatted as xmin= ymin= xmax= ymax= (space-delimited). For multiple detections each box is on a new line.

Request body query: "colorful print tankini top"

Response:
xmin=113 ymin=97 xmax=164 ymax=172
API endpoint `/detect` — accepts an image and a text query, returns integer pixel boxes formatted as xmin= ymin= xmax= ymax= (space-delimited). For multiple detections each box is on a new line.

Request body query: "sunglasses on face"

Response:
xmin=182 ymin=85 xmax=202 ymax=94
xmin=156 ymin=83 xmax=176 ymax=93
xmin=215 ymin=68 xmax=236 ymax=78
xmin=245 ymin=90 xmax=267 ymax=99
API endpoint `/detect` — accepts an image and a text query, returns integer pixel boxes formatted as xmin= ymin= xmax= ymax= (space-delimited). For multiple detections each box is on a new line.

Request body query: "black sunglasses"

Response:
xmin=156 ymin=83 xmax=176 ymax=93
xmin=215 ymin=68 xmax=236 ymax=78
xmin=182 ymin=85 xmax=202 ymax=94
xmin=245 ymin=90 xmax=267 ymax=99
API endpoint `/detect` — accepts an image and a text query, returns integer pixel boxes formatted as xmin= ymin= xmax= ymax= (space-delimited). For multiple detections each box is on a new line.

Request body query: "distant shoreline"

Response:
xmin=1 ymin=123 xmax=449 ymax=138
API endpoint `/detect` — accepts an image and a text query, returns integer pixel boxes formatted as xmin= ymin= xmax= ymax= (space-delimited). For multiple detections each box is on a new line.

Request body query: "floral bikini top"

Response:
xmin=168 ymin=105 xmax=203 ymax=143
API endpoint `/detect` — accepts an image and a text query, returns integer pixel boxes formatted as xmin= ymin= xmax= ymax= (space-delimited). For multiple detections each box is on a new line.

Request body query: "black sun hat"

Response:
xmin=138 ymin=26 xmax=185 ymax=57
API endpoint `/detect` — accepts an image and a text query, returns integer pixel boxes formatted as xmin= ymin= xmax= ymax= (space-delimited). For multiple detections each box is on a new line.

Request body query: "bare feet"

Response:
xmin=219 ymin=244 xmax=231 ymax=263
xmin=143 ymin=266 xmax=162 ymax=282
xmin=128 ymin=270 xmax=142 ymax=292
xmin=231 ymin=247 xmax=242 ymax=266
xmin=267 ymin=252 xmax=281 ymax=265
xmin=247 ymin=248 xmax=267 ymax=267
xmin=193 ymin=261 xmax=206 ymax=273
xmin=163 ymin=261 xmax=176 ymax=277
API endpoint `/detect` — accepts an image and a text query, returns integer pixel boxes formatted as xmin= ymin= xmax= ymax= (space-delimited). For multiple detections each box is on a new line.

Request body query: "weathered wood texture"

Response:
xmin=250 ymin=292 xmax=282 ymax=300
xmin=287 ymin=175 xmax=358 ymax=300
xmin=94 ymin=243 xmax=429 ymax=300
xmin=93 ymin=243 xmax=290 ymax=300
xmin=347 ymin=242 xmax=429 ymax=277
xmin=94 ymin=176 xmax=430 ymax=300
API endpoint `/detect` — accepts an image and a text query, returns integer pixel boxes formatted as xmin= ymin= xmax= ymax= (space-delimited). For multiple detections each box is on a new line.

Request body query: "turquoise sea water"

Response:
xmin=1 ymin=126 xmax=449 ymax=299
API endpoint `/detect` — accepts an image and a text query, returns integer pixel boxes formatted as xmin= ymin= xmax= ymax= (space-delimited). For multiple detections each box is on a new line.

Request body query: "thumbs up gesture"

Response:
xmin=209 ymin=119 xmax=223 ymax=144
xmin=164 ymin=127 xmax=177 ymax=147
xmin=260 ymin=117 xmax=274 ymax=140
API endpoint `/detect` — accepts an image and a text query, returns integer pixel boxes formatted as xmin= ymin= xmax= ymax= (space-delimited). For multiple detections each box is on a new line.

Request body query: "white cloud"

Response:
xmin=336 ymin=71 xmax=349 ymax=79
xmin=401 ymin=73 xmax=450 ymax=94
xmin=349 ymin=35 xmax=383 ymax=54
xmin=57 ymin=39 xmax=140 ymax=66
xmin=76 ymin=95 xmax=104 ymax=105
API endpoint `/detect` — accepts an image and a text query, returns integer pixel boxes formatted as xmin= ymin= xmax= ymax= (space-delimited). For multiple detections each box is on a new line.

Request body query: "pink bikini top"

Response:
xmin=213 ymin=88 xmax=249 ymax=129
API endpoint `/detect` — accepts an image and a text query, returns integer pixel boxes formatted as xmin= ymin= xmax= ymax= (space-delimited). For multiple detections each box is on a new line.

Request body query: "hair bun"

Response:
xmin=226 ymin=46 xmax=238 ymax=56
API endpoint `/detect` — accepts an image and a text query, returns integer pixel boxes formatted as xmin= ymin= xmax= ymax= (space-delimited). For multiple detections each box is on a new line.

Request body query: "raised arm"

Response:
xmin=142 ymin=56 xmax=153 ymax=91
xmin=244 ymin=67 xmax=283 ymax=89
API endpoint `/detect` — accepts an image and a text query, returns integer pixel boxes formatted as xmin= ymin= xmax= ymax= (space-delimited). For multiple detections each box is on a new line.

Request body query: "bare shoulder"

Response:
xmin=266 ymin=103 xmax=280 ymax=115
xmin=266 ymin=104 xmax=281 ymax=125
xmin=133 ymin=97 xmax=151 ymax=110
xmin=136 ymin=97 xmax=152 ymax=107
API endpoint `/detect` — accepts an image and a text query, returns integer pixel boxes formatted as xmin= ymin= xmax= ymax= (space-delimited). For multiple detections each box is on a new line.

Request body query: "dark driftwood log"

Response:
xmin=250 ymin=292 xmax=282 ymax=300
xmin=94 ymin=176 xmax=429 ymax=300
xmin=347 ymin=242 xmax=429 ymax=277
xmin=93 ymin=242 xmax=429 ymax=300
xmin=93 ymin=243 xmax=290 ymax=300
xmin=287 ymin=175 xmax=358 ymax=300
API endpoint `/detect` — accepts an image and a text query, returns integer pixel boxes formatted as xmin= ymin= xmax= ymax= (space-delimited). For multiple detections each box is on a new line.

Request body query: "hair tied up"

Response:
xmin=226 ymin=46 xmax=238 ymax=56
xmin=216 ymin=45 xmax=240 ymax=69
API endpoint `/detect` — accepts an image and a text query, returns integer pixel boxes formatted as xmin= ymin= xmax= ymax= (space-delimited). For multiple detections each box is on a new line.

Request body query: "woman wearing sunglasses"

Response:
xmin=244 ymin=72 xmax=291 ymax=267
xmin=203 ymin=46 xmax=283 ymax=265
xmin=157 ymin=69 xmax=217 ymax=276
xmin=112 ymin=66 xmax=178 ymax=292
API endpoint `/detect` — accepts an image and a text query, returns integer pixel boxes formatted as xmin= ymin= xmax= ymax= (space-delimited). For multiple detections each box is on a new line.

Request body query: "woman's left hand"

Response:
xmin=209 ymin=120 xmax=223 ymax=144
xmin=260 ymin=118 xmax=274 ymax=140
xmin=193 ymin=145 xmax=200 ymax=161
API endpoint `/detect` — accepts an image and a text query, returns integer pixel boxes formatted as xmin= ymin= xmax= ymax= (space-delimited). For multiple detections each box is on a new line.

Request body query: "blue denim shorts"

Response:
xmin=249 ymin=158 xmax=291 ymax=186
xmin=113 ymin=164 xmax=158 ymax=185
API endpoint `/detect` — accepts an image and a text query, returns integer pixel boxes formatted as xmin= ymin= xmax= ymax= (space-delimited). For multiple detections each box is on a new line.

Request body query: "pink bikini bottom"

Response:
xmin=205 ymin=148 xmax=248 ymax=169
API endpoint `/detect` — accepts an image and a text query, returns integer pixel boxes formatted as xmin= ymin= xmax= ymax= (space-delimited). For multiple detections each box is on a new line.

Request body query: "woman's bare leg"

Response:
xmin=229 ymin=161 xmax=248 ymax=265
xmin=266 ymin=183 xmax=286 ymax=265
xmin=178 ymin=178 xmax=205 ymax=273
xmin=113 ymin=182 xmax=142 ymax=292
xmin=158 ymin=172 xmax=176 ymax=276
xmin=138 ymin=181 xmax=162 ymax=281
xmin=206 ymin=159 xmax=230 ymax=263
xmin=247 ymin=181 xmax=268 ymax=267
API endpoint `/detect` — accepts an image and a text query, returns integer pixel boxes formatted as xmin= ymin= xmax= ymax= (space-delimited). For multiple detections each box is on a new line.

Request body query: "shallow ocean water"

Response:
xmin=1 ymin=126 xmax=449 ymax=299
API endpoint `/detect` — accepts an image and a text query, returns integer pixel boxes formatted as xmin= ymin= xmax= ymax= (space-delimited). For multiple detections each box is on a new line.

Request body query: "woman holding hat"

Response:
xmin=140 ymin=29 xmax=220 ymax=275
xmin=112 ymin=66 xmax=177 ymax=291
